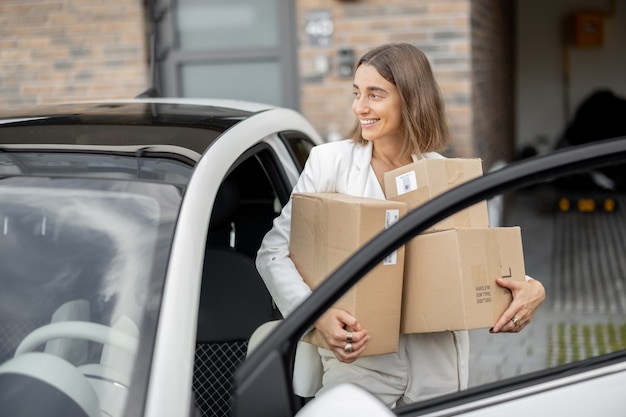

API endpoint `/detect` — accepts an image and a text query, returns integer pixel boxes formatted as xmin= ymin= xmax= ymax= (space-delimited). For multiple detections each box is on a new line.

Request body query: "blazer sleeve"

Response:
xmin=255 ymin=145 xmax=325 ymax=318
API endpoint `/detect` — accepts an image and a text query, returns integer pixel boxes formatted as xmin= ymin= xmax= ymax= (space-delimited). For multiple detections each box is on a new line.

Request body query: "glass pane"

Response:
xmin=181 ymin=60 xmax=282 ymax=106
xmin=0 ymin=152 xmax=193 ymax=185
xmin=0 ymin=177 xmax=180 ymax=417
xmin=177 ymin=0 xmax=279 ymax=50
xmin=468 ymin=158 xmax=626 ymax=388
xmin=284 ymin=135 xmax=316 ymax=171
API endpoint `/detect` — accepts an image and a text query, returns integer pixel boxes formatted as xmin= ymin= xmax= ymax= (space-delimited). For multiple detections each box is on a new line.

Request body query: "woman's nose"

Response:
xmin=353 ymin=96 xmax=368 ymax=114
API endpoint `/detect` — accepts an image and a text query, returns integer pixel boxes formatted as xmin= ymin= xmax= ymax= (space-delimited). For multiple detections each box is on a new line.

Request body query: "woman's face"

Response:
xmin=352 ymin=64 xmax=403 ymax=145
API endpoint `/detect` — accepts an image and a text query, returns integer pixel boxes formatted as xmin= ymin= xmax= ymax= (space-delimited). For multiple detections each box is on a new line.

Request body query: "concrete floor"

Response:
xmin=468 ymin=184 xmax=626 ymax=387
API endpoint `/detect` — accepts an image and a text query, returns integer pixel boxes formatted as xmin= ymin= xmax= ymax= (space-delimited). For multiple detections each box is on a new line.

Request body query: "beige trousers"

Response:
xmin=316 ymin=331 xmax=469 ymax=408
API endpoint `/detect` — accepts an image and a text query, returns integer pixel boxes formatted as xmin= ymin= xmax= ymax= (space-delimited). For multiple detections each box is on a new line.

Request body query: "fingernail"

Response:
xmin=489 ymin=327 xmax=495 ymax=333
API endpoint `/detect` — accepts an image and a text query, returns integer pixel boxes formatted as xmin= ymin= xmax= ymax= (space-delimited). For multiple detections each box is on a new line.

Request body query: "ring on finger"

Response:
xmin=346 ymin=331 xmax=353 ymax=343
xmin=511 ymin=316 xmax=521 ymax=327
xmin=344 ymin=342 xmax=353 ymax=354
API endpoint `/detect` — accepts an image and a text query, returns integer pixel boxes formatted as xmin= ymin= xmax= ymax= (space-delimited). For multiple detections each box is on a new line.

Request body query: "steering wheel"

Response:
xmin=14 ymin=321 xmax=138 ymax=357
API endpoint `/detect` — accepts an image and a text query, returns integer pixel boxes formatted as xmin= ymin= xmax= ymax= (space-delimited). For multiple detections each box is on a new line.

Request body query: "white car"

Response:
xmin=0 ymin=98 xmax=321 ymax=417
xmin=0 ymin=98 xmax=624 ymax=417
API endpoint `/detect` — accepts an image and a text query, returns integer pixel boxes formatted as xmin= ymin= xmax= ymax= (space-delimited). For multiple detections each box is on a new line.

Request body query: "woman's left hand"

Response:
xmin=490 ymin=276 xmax=546 ymax=333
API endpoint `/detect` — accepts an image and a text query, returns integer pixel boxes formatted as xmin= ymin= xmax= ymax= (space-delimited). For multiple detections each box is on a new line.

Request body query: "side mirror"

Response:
xmin=295 ymin=383 xmax=395 ymax=417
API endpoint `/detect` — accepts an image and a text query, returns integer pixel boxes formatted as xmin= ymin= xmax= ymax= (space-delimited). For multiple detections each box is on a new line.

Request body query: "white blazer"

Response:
xmin=256 ymin=139 xmax=444 ymax=317
xmin=256 ymin=140 xmax=469 ymax=398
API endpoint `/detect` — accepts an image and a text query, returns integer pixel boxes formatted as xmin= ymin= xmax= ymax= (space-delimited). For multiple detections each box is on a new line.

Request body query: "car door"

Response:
xmin=192 ymin=142 xmax=296 ymax=417
xmin=231 ymin=136 xmax=626 ymax=417
xmin=144 ymin=105 xmax=323 ymax=417
xmin=160 ymin=132 xmax=317 ymax=417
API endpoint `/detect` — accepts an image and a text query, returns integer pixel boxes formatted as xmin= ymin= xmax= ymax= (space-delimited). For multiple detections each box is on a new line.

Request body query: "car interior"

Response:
xmin=0 ymin=136 xmax=315 ymax=417
xmin=194 ymin=145 xmax=292 ymax=417
xmin=0 ymin=189 xmax=163 ymax=417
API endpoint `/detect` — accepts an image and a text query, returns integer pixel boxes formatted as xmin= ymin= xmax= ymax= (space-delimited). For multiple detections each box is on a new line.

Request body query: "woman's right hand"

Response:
xmin=314 ymin=307 xmax=370 ymax=363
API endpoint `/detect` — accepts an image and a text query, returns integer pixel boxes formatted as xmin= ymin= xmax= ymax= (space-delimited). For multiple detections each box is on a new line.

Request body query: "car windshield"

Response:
xmin=0 ymin=151 xmax=194 ymax=186
xmin=0 ymin=176 xmax=182 ymax=417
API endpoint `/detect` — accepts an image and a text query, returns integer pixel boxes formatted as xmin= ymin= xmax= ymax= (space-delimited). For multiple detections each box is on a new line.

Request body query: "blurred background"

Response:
xmin=1 ymin=0 xmax=624 ymax=172
xmin=1 ymin=0 xmax=626 ymax=391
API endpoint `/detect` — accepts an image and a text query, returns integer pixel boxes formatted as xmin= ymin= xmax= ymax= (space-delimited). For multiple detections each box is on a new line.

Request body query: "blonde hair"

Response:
xmin=348 ymin=43 xmax=450 ymax=156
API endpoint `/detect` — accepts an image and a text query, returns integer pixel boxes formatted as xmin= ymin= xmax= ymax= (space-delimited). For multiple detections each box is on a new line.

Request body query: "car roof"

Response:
xmin=0 ymin=98 xmax=278 ymax=155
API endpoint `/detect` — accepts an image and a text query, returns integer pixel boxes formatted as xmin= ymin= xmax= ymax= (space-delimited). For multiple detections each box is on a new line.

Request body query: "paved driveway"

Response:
xmin=469 ymin=184 xmax=626 ymax=387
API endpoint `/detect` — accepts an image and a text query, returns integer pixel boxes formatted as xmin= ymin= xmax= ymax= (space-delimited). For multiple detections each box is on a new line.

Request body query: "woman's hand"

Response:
xmin=490 ymin=277 xmax=546 ymax=333
xmin=315 ymin=307 xmax=370 ymax=362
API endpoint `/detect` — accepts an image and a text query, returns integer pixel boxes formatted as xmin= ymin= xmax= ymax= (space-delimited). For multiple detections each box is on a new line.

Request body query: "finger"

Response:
xmin=343 ymin=328 xmax=368 ymax=343
xmin=336 ymin=331 xmax=370 ymax=361
xmin=493 ymin=313 xmax=527 ymax=333
xmin=506 ymin=320 xmax=526 ymax=333
xmin=328 ymin=327 xmax=369 ymax=353
xmin=491 ymin=301 xmax=527 ymax=332
xmin=337 ymin=339 xmax=368 ymax=363
xmin=509 ymin=316 xmax=523 ymax=332
xmin=336 ymin=310 xmax=362 ymax=331
xmin=333 ymin=331 xmax=369 ymax=354
xmin=495 ymin=277 xmax=522 ymax=293
xmin=490 ymin=308 xmax=517 ymax=333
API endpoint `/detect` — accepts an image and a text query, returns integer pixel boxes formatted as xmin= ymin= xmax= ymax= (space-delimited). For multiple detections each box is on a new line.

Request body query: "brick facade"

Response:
xmin=0 ymin=0 xmax=515 ymax=168
xmin=0 ymin=0 xmax=149 ymax=109
xmin=297 ymin=0 xmax=475 ymax=158
xmin=297 ymin=0 xmax=514 ymax=168
xmin=470 ymin=0 xmax=515 ymax=168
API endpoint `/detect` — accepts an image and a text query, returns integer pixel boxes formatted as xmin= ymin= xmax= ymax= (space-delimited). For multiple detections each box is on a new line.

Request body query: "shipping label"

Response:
xmin=394 ymin=171 xmax=418 ymax=195
xmin=383 ymin=209 xmax=400 ymax=265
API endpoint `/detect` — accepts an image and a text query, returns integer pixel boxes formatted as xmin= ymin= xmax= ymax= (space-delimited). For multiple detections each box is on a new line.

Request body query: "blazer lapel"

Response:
xmin=346 ymin=140 xmax=373 ymax=197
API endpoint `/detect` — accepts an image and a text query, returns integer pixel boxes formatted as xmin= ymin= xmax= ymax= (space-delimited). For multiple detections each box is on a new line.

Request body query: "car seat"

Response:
xmin=246 ymin=320 xmax=323 ymax=398
xmin=193 ymin=177 xmax=275 ymax=417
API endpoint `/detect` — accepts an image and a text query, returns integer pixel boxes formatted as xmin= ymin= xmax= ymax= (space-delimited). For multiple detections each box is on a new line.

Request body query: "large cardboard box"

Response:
xmin=384 ymin=158 xmax=489 ymax=232
xmin=400 ymin=227 xmax=526 ymax=334
xmin=290 ymin=192 xmax=407 ymax=356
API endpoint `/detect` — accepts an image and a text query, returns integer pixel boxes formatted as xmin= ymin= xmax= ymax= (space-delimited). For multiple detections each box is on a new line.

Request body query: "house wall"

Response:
xmin=296 ymin=0 xmax=477 ymax=159
xmin=0 ymin=0 xmax=149 ymax=109
xmin=470 ymin=0 xmax=515 ymax=167
xmin=0 ymin=0 xmax=521 ymax=166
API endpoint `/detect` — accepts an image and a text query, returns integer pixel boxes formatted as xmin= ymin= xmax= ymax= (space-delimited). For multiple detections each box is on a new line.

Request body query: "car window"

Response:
xmin=233 ymin=138 xmax=626 ymax=417
xmin=467 ymin=163 xmax=626 ymax=388
xmin=280 ymin=132 xmax=317 ymax=172
xmin=0 ymin=176 xmax=181 ymax=417
xmin=0 ymin=123 xmax=227 ymax=155
xmin=0 ymin=151 xmax=194 ymax=185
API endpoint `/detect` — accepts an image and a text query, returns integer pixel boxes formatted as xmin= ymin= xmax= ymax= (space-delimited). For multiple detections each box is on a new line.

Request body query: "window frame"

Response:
xmin=153 ymin=0 xmax=300 ymax=109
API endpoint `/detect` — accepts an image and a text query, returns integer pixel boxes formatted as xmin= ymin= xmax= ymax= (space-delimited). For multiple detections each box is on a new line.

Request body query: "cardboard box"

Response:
xmin=290 ymin=192 xmax=407 ymax=356
xmin=400 ymin=227 xmax=526 ymax=334
xmin=384 ymin=158 xmax=489 ymax=232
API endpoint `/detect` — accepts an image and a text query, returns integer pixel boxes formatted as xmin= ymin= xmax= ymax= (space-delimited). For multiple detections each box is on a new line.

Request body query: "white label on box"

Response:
xmin=394 ymin=171 xmax=418 ymax=195
xmin=385 ymin=209 xmax=400 ymax=228
xmin=383 ymin=209 xmax=400 ymax=265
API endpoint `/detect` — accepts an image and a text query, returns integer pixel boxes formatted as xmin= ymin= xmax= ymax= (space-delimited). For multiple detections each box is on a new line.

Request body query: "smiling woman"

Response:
xmin=254 ymin=43 xmax=546 ymax=409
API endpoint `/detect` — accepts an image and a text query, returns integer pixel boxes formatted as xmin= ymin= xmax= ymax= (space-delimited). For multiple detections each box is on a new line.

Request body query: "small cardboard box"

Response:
xmin=400 ymin=227 xmax=526 ymax=334
xmin=384 ymin=158 xmax=489 ymax=232
xmin=290 ymin=192 xmax=407 ymax=356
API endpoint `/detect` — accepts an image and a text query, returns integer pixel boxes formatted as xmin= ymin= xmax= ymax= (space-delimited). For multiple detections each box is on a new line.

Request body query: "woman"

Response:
xmin=256 ymin=43 xmax=545 ymax=407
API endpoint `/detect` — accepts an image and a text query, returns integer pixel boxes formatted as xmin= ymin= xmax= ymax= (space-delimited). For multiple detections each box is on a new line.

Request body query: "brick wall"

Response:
xmin=296 ymin=0 xmax=475 ymax=158
xmin=470 ymin=0 xmax=515 ymax=168
xmin=0 ymin=0 xmax=149 ymax=109
xmin=0 ymin=0 xmax=515 ymax=167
